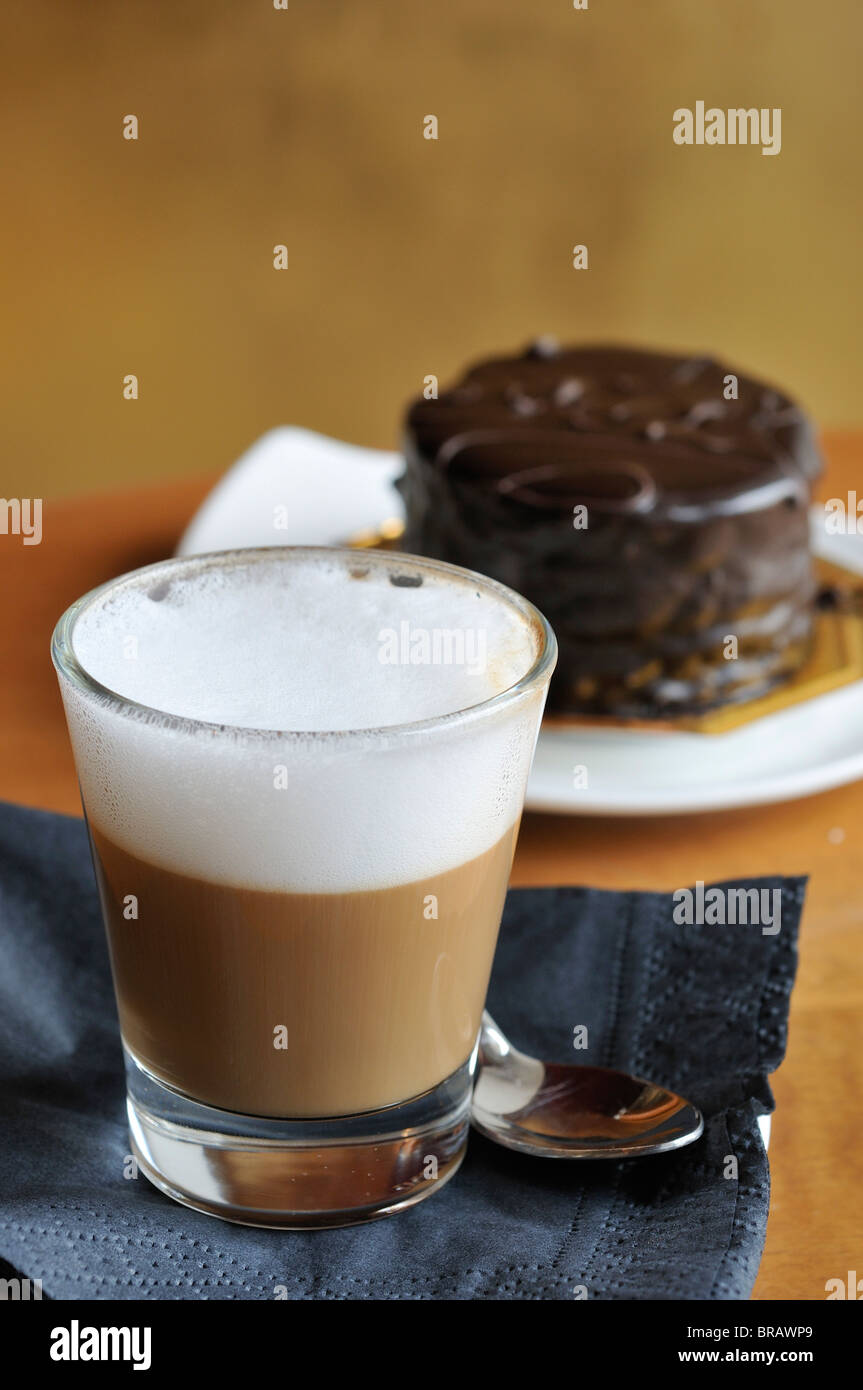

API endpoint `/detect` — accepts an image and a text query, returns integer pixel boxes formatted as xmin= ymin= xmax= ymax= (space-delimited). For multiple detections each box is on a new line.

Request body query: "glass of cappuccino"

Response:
xmin=52 ymin=547 xmax=556 ymax=1226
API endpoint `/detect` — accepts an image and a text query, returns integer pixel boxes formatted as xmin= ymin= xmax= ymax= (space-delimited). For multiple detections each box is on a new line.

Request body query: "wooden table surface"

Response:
xmin=2 ymin=436 xmax=862 ymax=1300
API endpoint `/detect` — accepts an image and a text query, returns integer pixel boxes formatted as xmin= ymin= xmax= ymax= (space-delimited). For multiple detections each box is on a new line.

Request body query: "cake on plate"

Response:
xmin=398 ymin=342 xmax=822 ymax=718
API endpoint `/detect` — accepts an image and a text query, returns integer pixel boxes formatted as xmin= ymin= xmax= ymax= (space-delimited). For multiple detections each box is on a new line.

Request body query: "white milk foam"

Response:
xmin=60 ymin=551 xmax=546 ymax=892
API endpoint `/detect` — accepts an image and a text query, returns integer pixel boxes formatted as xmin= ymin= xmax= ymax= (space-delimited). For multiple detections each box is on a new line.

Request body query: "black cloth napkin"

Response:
xmin=0 ymin=801 xmax=803 ymax=1301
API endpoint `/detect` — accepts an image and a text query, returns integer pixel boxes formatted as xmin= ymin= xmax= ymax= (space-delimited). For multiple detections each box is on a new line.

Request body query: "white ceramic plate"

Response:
xmin=176 ymin=428 xmax=405 ymax=555
xmin=178 ymin=431 xmax=861 ymax=816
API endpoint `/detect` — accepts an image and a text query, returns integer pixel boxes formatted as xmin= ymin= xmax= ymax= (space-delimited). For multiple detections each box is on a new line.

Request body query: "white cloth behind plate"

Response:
xmin=176 ymin=427 xmax=404 ymax=555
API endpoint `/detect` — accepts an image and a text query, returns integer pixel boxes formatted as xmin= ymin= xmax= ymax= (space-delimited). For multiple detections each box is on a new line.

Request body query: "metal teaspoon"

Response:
xmin=472 ymin=1012 xmax=704 ymax=1159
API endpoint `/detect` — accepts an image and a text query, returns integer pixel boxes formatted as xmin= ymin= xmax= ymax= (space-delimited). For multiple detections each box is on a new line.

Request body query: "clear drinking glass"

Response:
xmin=52 ymin=546 xmax=555 ymax=1227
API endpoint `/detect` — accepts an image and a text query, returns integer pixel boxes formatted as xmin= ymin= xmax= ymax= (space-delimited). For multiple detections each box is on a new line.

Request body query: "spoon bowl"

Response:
xmin=473 ymin=1013 xmax=704 ymax=1159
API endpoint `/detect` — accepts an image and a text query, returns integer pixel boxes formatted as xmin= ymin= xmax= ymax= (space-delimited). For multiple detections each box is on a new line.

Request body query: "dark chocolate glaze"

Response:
xmin=398 ymin=342 xmax=823 ymax=717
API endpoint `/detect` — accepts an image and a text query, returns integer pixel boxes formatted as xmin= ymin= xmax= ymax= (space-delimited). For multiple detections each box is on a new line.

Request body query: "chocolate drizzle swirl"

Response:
xmin=407 ymin=343 xmax=819 ymax=523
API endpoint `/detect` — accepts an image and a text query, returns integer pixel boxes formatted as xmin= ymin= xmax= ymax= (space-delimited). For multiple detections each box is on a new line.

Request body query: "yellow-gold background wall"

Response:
xmin=3 ymin=0 xmax=859 ymax=497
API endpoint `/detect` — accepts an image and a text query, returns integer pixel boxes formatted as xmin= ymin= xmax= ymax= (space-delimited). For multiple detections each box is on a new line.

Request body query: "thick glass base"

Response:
xmin=125 ymin=1048 xmax=473 ymax=1228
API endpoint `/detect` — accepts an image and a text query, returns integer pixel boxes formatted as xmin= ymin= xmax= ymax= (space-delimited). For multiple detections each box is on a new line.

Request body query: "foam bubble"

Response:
xmin=57 ymin=549 xmax=550 ymax=891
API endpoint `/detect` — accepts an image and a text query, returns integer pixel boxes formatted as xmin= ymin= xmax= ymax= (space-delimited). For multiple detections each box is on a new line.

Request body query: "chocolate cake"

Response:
xmin=398 ymin=343 xmax=822 ymax=717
